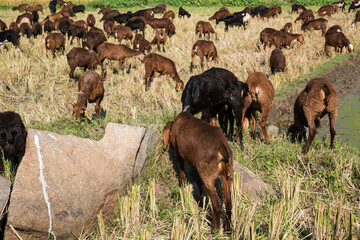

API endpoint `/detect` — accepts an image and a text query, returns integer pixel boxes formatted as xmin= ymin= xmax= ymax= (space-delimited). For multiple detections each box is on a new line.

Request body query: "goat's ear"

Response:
xmin=163 ymin=121 xmax=174 ymax=151
xmin=84 ymin=109 xmax=92 ymax=121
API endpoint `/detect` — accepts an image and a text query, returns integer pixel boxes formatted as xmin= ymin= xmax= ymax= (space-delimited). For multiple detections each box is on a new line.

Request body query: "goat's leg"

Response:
xmin=222 ymin=171 xmax=233 ymax=232
xmin=69 ymin=66 xmax=75 ymax=79
xmin=260 ymin=105 xmax=271 ymax=142
xmin=190 ymin=54 xmax=195 ymax=73
xmin=200 ymin=55 xmax=204 ymax=70
xmin=194 ymin=169 xmax=203 ymax=197
xmin=249 ymin=109 xmax=256 ymax=139
xmin=178 ymin=155 xmax=186 ymax=187
xmin=203 ymin=182 xmax=222 ymax=232
xmin=329 ymin=110 xmax=337 ymax=149
xmin=95 ymin=98 xmax=101 ymax=119
xmin=302 ymin=117 xmax=317 ymax=153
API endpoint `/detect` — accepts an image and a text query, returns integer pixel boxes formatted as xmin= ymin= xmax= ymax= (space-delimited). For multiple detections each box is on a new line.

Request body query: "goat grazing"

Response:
xmin=301 ymin=18 xmax=328 ymax=36
xmin=133 ymin=33 xmax=152 ymax=52
xmin=143 ymin=53 xmax=184 ymax=91
xmin=324 ymin=31 xmax=354 ymax=54
xmin=113 ymin=25 xmax=133 ymax=44
xmin=271 ymin=31 xmax=304 ymax=49
xmin=280 ymin=22 xmax=293 ymax=33
xmin=163 ymin=11 xmax=175 ymax=20
xmin=352 ymin=10 xmax=360 ymax=26
xmin=195 ymin=21 xmax=217 ymax=39
xmin=179 ymin=7 xmax=191 ymax=18
xmin=190 ymin=40 xmax=219 ymax=73
xmin=0 ymin=111 xmax=27 ymax=170
xmin=163 ymin=112 xmax=233 ymax=232
xmin=287 ymin=78 xmax=337 ymax=153
xmin=45 ymin=32 xmax=65 ymax=57
xmin=67 ymin=47 xmax=98 ymax=78
xmin=151 ymin=29 xmax=167 ymax=51
xmin=82 ymin=29 xmax=107 ymax=52
xmin=241 ymin=72 xmax=274 ymax=143
xmin=269 ymin=48 xmax=285 ymax=73
xmin=260 ymin=28 xmax=277 ymax=50
xmin=295 ymin=9 xmax=315 ymax=23
xmin=72 ymin=71 xmax=104 ymax=120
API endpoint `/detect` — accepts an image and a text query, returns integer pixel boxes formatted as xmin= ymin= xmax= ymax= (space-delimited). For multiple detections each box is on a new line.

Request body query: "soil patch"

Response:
xmin=268 ymin=54 xmax=360 ymax=129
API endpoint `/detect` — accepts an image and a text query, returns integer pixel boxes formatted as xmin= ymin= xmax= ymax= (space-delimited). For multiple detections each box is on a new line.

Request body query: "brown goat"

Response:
xmin=154 ymin=4 xmax=167 ymax=13
xmin=67 ymin=47 xmax=98 ymax=78
xmin=317 ymin=5 xmax=334 ymax=17
xmin=144 ymin=9 xmax=155 ymax=20
xmin=73 ymin=20 xmax=88 ymax=31
xmin=9 ymin=22 xmax=20 ymax=33
xmin=26 ymin=5 xmax=44 ymax=14
xmin=324 ymin=31 xmax=354 ymax=54
xmin=151 ymin=29 xmax=167 ymax=52
xmin=190 ymin=40 xmax=219 ymax=73
xmin=98 ymin=7 xmax=111 ymax=15
xmin=44 ymin=20 xmax=56 ymax=33
xmin=331 ymin=3 xmax=340 ymax=12
xmin=0 ymin=19 xmax=7 ymax=31
xmin=146 ymin=18 xmax=176 ymax=37
xmin=163 ymin=10 xmax=175 ymax=20
xmin=133 ymin=34 xmax=152 ymax=52
xmin=99 ymin=10 xmax=120 ymax=22
xmin=103 ymin=20 xmax=115 ymax=37
xmin=97 ymin=42 xmax=145 ymax=75
xmin=87 ymin=14 xmax=96 ymax=27
xmin=260 ymin=8 xmax=279 ymax=20
xmin=195 ymin=21 xmax=217 ymax=39
xmin=287 ymin=78 xmax=337 ymax=153
xmin=73 ymin=70 xmax=104 ymax=120
xmin=12 ymin=4 xmax=29 ymax=12
xmin=82 ymin=29 xmax=107 ymax=52
xmin=280 ymin=22 xmax=293 ymax=33
xmin=209 ymin=9 xmax=232 ymax=20
xmin=45 ymin=32 xmax=65 ymax=57
xmin=241 ymin=72 xmax=274 ymax=143
xmin=163 ymin=112 xmax=233 ymax=232
xmin=43 ymin=13 xmax=64 ymax=24
xmin=113 ymin=25 xmax=133 ymax=44
xmin=270 ymin=48 xmax=286 ymax=73
xmin=219 ymin=6 xmax=229 ymax=11
xmin=271 ymin=31 xmax=304 ymax=49
xmin=143 ymin=53 xmax=184 ymax=91
xmin=352 ymin=10 xmax=360 ymax=27
xmin=325 ymin=25 xmax=342 ymax=37
xmin=260 ymin=28 xmax=277 ymax=50
xmin=270 ymin=5 xmax=282 ymax=14
xmin=19 ymin=22 xmax=31 ymax=38
xmin=295 ymin=9 xmax=315 ymax=23
xmin=301 ymin=18 xmax=328 ymax=36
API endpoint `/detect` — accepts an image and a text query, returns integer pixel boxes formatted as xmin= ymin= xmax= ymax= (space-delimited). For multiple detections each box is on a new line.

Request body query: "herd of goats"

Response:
xmin=0 ymin=0 xmax=359 ymax=233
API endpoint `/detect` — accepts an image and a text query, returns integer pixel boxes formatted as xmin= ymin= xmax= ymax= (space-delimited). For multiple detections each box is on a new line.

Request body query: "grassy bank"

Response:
xmin=1 ymin=5 xmax=359 ymax=239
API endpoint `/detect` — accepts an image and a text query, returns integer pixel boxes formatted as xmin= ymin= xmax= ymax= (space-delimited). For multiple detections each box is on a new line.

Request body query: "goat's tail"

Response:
xmin=321 ymin=83 xmax=333 ymax=106
xmin=219 ymin=151 xmax=234 ymax=182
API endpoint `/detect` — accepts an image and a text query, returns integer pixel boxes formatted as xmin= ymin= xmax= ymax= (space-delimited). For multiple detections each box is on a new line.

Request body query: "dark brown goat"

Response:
xmin=0 ymin=111 xmax=27 ymax=170
xmin=162 ymin=10 xmax=175 ymax=20
xmin=98 ymin=7 xmax=111 ymax=15
xmin=9 ymin=22 xmax=20 ymax=33
xmin=87 ymin=14 xmax=96 ymax=28
xmin=190 ymin=40 xmax=219 ymax=73
xmin=352 ymin=10 xmax=360 ymax=27
xmin=280 ymin=22 xmax=293 ymax=33
xmin=68 ymin=24 xmax=87 ymax=45
xmin=163 ymin=112 xmax=233 ymax=232
xmin=44 ymin=20 xmax=56 ymax=33
xmin=325 ymin=25 xmax=342 ymax=37
xmin=295 ymin=9 xmax=315 ymax=23
xmin=143 ymin=53 xmax=184 ymax=91
xmin=67 ymin=47 xmax=98 ymax=78
xmin=154 ymin=4 xmax=167 ymax=13
xmin=72 ymin=70 xmax=104 ymax=120
xmin=31 ymin=22 xmax=42 ymax=38
xmin=144 ymin=9 xmax=155 ymax=20
xmin=317 ymin=5 xmax=334 ymax=16
xmin=45 ymin=32 xmax=65 ymax=57
xmin=73 ymin=20 xmax=88 ymax=31
xmin=241 ymin=72 xmax=274 ymax=143
xmin=113 ymin=25 xmax=133 ymax=44
xmin=146 ymin=18 xmax=176 ymax=37
xmin=103 ymin=20 xmax=115 ymax=37
xmin=260 ymin=28 xmax=277 ymax=50
xmin=195 ymin=21 xmax=217 ymax=39
xmin=26 ymin=4 xmax=44 ymax=14
xmin=12 ymin=4 xmax=29 ymax=12
xmin=324 ymin=31 xmax=354 ymax=54
xmin=151 ymin=29 xmax=167 ymax=51
xmin=100 ymin=10 xmax=120 ymax=22
xmin=82 ymin=29 xmax=107 ymax=52
xmin=97 ymin=42 xmax=145 ymax=75
xmin=301 ymin=18 xmax=328 ymax=36
xmin=287 ymin=78 xmax=337 ymax=153
xmin=271 ymin=31 xmax=304 ymax=49
xmin=209 ymin=9 xmax=232 ymax=20
xmin=260 ymin=8 xmax=279 ymax=20
xmin=270 ymin=48 xmax=286 ymax=73
xmin=0 ymin=19 xmax=7 ymax=31
xmin=19 ymin=22 xmax=31 ymax=38
xmin=133 ymin=34 xmax=152 ymax=52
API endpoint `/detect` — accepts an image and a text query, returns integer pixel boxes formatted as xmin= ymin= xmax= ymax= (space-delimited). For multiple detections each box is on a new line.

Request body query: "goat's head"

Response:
xmin=72 ymin=105 xmax=92 ymax=120
xmin=163 ymin=121 xmax=174 ymax=150
xmin=347 ymin=43 xmax=354 ymax=53
xmin=175 ymin=80 xmax=184 ymax=92
xmin=297 ymin=34 xmax=305 ymax=44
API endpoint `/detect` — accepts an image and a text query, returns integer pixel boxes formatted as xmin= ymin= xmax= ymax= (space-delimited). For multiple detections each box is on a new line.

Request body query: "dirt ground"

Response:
xmin=268 ymin=54 xmax=360 ymax=129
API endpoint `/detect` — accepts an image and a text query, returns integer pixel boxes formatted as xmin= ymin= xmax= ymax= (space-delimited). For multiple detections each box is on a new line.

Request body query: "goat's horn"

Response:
xmin=182 ymin=105 xmax=190 ymax=112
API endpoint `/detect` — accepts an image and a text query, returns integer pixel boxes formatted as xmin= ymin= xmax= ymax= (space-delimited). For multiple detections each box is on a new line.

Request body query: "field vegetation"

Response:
xmin=0 ymin=3 xmax=359 ymax=239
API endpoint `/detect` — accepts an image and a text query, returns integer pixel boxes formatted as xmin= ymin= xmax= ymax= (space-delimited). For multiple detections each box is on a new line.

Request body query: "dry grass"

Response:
xmin=0 ymin=6 xmax=359 ymax=127
xmin=0 ymin=0 xmax=92 ymax=6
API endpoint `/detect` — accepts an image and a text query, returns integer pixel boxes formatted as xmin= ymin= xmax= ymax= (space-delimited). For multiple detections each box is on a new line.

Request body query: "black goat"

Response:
xmin=0 ymin=111 xmax=27 ymax=171
xmin=216 ymin=11 xmax=251 ymax=31
xmin=49 ymin=0 xmax=57 ymax=14
xmin=0 ymin=29 xmax=20 ymax=47
xmin=181 ymin=67 xmax=249 ymax=144
xmin=113 ymin=11 xmax=133 ymax=24
xmin=291 ymin=4 xmax=307 ymax=13
xmin=72 ymin=5 xmax=85 ymax=14
xmin=179 ymin=7 xmax=191 ymax=18
xmin=125 ymin=19 xmax=146 ymax=37
xmin=349 ymin=0 xmax=360 ymax=12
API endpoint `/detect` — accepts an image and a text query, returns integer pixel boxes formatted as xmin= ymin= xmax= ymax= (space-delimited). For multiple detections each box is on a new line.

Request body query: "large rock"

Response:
xmin=0 ymin=176 xmax=11 ymax=222
xmin=5 ymin=123 xmax=158 ymax=239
